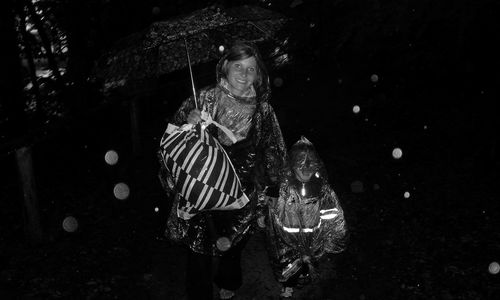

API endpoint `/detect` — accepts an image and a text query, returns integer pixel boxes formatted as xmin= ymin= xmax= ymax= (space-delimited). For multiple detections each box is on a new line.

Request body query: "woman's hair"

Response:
xmin=221 ymin=41 xmax=268 ymax=94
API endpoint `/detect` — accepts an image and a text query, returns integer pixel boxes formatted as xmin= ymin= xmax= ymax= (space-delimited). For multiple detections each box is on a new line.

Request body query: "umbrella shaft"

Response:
xmin=183 ymin=38 xmax=198 ymax=109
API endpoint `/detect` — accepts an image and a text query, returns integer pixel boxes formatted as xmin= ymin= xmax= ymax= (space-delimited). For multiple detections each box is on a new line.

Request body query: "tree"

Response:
xmin=1 ymin=0 xmax=27 ymax=131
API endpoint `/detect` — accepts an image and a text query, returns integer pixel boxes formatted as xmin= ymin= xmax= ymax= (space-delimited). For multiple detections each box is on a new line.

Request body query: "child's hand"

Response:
xmin=257 ymin=216 xmax=266 ymax=228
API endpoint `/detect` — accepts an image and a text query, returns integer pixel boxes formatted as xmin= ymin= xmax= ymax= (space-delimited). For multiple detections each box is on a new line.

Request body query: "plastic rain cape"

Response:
xmin=265 ymin=136 xmax=348 ymax=282
xmin=158 ymin=48 xmax=287 ymax=256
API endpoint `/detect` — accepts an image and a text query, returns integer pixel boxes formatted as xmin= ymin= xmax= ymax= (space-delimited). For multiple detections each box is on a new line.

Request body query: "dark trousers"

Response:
xmin=186 ymin=238 xmax=248 ymax=300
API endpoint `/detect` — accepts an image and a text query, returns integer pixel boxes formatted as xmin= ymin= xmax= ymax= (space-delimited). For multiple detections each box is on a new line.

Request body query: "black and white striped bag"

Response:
xmin=159 ymin=119 xmax=249 ymax=220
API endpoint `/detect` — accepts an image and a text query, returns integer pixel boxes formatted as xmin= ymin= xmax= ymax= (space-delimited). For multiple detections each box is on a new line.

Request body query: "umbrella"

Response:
xmin=93 ymin=5 xmax=289 ymax=92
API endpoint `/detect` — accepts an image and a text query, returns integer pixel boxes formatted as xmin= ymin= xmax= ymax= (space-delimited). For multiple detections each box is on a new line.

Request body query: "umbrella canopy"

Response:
xmin=93 ymin=5 xmax=289 ymax=92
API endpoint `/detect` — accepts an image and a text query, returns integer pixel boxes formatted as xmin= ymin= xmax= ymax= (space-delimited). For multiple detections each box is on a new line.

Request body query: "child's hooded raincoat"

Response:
xmin=266 ymin=136 xmax=348 ymax=282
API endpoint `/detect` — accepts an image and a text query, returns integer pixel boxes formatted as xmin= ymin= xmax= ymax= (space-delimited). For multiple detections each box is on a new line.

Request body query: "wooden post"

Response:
xmin=15 ymin=146 xmax=43 ymax=243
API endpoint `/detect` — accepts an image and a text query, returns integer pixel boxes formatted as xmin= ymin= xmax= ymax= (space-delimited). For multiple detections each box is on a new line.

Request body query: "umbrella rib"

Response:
xmin=248 ymin=20 xmax=271 ymax=39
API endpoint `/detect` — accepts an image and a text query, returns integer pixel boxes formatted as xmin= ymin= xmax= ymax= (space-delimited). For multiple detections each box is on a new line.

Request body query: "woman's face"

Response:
xmin=224 ymin=56 xmax=258 ymax=96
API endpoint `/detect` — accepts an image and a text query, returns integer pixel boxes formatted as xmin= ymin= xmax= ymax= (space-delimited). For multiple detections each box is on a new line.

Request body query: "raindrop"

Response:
xmin=216 ymin=236 xmax=232 ymax=251
xmin=104 ymin=150 xmax=119 ymax=165
xmin=62 ymin=216 xmax=78 ymax=233
xmin=273 ymin=77 xmax=283 ymax=87
xmin=370 ymin=74 xmax=379 ymax=83
xmin=152 ymin=6 xmax=160 ymax=15
xmin=489 ymin=262 xmax=500 ymax=274
xmin=392 ymin=148 xmax=403 ymax=159
xmin=352 ymin=105 xmax=360 ymax=114
xmin=404 ymin=191 xmax=410 ymax=198
xmin=113 ymin=182 xmax=130 ymax=200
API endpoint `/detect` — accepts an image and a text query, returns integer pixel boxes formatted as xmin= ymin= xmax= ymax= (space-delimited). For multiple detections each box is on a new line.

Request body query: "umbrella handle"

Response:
xmin=183 ymin=38 xmax=198 ymax=110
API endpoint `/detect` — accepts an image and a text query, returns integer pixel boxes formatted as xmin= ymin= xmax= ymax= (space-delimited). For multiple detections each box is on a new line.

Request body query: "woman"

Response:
xmin=158 ymin=42 xmax=286 ymax=300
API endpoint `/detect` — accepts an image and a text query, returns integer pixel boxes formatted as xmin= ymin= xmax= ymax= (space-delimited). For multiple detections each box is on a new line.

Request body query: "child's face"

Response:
xmin=294 ymin=167 xmax=314 ymax=182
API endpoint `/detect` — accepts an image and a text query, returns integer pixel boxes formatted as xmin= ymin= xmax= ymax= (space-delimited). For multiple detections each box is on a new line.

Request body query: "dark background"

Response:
xmin=1 ymin=0 xmax=499 ymax=299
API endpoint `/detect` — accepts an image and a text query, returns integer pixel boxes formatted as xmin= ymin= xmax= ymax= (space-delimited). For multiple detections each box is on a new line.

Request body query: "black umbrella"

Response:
xmin=93 ymin=5 xmax=289 ymax=92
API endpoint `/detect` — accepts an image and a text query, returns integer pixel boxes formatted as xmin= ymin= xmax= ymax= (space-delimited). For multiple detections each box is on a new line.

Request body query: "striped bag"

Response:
xmin=159 ymin=119 xmax=249 ymax=220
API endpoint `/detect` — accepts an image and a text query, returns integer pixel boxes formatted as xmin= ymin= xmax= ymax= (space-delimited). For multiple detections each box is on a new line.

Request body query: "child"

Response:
xmin=263 ymin=136 xmax=348 ymax=299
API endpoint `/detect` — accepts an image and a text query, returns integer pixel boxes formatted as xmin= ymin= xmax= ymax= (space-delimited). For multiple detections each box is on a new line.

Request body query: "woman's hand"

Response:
xmin=187 ymin=109 xmax=201 ymax=124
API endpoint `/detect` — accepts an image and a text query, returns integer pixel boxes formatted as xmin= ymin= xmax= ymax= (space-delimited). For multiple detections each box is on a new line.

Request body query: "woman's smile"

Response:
xmin=225 ymin=56 xmax=258 ymax=96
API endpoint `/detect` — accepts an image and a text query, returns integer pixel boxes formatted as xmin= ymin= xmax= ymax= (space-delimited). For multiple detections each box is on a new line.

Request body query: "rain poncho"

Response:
xmin=265 ymin=137 xmax=347 ymax=282
xmin=158 ymin=53 xmax=286 ymax=256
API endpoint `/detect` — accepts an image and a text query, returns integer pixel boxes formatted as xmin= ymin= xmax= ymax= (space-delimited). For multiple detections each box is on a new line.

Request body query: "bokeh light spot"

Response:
xmin=489 ymin=262 xmax=500 ymax=274
xmin=273 ymin=77 xmax=283 ymax=87
xmin=392 ymin=148 xmax=403 ymax=159
xmin=113 ymin=182 xmax=130 ymax=200
xmin=351 ymin=180 xmax=364 ymax=193
xmin=104 ymin=150 xmax=119 ymax=165
xmin=62 ymin=216 xmax=78 ymax=233
xmin=216 ymin=236 xmax=232 ymax=251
